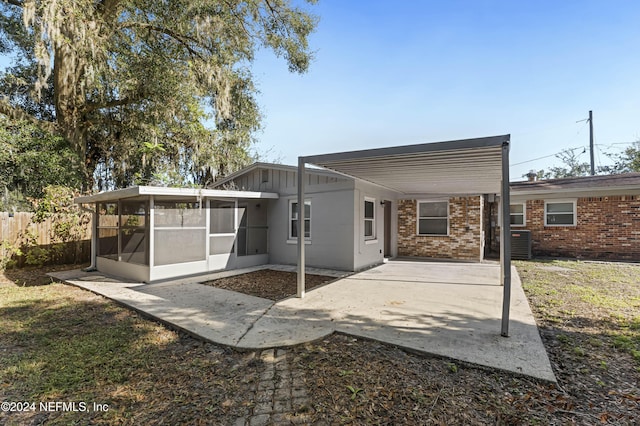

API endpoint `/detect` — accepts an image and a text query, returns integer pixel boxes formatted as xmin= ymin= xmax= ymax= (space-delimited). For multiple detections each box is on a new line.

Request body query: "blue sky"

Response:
xmin=2 ymin=1 xmax=639 ymax=181
xmin=251 ymin=0 xmax=640 ymax=180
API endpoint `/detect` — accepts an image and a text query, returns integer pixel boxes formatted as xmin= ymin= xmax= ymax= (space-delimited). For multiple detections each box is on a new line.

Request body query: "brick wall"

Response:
xmin=397 ymin=197 xmax=482 ymax=261
xmin=523 ymin=195 xmax=640 ymax=261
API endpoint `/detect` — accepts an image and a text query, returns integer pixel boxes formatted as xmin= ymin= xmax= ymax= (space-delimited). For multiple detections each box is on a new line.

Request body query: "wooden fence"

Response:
xmin=0 ymin=212 xmax=92 ymax=268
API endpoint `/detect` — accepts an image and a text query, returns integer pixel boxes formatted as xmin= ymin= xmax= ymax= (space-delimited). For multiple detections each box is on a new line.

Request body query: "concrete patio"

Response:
xmin=50 ymin=260 xmax=556 ymax=383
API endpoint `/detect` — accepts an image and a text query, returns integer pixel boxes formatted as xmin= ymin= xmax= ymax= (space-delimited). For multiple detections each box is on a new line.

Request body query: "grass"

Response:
xmin=1 ymin=261 xmax=639 ymax=424
xmin=516 ymin=259 xmax=640 ymax=367
xmin=1 ymin=283 xmax=172 ymax=409
xmin=0 ymin=279 xmax=263 ymax=425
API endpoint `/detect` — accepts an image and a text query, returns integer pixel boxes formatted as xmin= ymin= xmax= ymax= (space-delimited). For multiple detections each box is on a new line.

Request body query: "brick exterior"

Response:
xmin=521 ymin=195 xmax=640 ymax=261
xmin=397 ymin=197 xmax=482 ymax=261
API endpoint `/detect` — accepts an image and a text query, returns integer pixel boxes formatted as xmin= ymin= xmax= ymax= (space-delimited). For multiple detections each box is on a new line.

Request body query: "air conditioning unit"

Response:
xmin=511 ymin=230 xmax=532 ymax=260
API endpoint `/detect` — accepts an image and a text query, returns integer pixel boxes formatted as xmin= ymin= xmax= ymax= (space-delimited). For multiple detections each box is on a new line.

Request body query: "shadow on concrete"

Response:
xmin=50 ymin=261 xmax=556 ymax=382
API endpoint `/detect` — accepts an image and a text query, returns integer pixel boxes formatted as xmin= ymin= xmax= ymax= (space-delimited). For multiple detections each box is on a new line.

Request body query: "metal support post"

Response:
xmin=297 ymin=157 xmax=306 ymax=298
xmin=500 ymin=140 xmax=512 ymax=337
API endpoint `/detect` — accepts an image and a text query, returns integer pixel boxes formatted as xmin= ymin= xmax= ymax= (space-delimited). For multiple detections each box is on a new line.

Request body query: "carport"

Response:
xmin=296 ymin=135 xmax=513 ymax=336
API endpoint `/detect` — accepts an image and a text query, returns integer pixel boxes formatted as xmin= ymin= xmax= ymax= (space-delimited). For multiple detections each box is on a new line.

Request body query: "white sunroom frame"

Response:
xmin=296 ymin=135 xmax=512 ymax=336
xmin=76 ymin=186 xmax=278 ymax=282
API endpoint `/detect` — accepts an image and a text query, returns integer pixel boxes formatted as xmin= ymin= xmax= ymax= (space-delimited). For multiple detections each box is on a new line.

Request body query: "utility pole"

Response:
xmin=589 ymin=110 xmax=595 ymax=175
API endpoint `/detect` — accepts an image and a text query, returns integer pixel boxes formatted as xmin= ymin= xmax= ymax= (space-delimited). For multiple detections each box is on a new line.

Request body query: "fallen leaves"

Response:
xmin=201 ymin=269 xmax=334 ymax=301
xmin=1 ymin=261 xmax=639 ymax=425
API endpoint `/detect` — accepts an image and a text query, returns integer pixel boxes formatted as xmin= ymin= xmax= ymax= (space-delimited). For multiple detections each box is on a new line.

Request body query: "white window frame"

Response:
xmin=417 ymin=200 xmax=449 ymax=236
xmin=510 ymin=203 xmax=526 ymax=227
xmin=288 ymin=199 xmax=311 ymax=241
xmin=364 ymin=197 xmax=376 ymax=241
xmin=544 ymin=200 xmax=577 ymax=226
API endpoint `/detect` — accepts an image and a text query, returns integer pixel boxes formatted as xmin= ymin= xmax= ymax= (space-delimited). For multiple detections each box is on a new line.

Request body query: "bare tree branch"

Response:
xmin=119 ymin=22 xmax=206 ymax=60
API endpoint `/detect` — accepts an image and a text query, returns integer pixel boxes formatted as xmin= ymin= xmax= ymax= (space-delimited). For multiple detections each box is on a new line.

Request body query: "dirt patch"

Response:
xmin=0 ymin=263 xmax=89 ymax=287
xmin=201 ymin=269 xmax=335 ymax=300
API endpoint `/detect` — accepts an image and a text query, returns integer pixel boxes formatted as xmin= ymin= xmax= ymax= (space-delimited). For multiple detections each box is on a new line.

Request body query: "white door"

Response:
xmin=208 ymin=200 xmax=236 ymax=270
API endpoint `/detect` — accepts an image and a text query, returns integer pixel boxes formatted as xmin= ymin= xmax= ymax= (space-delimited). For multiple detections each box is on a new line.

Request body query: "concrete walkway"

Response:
xmin=50 ymin=261 xmax=556 ymax=383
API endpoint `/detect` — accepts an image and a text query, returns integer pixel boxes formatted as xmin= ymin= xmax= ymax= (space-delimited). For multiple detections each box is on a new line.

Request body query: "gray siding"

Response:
xmin=267 ymin=179 xmax=400 ymax=272
xmin=221 ymin=164 xmax=405 ymax=272
xmin=352 ymin=181 xmax=399 ymax=270
xmin=268 ymin=189 xmax=356 ymax=271
xmin=224 ymin=167 xmax=348 ymax=193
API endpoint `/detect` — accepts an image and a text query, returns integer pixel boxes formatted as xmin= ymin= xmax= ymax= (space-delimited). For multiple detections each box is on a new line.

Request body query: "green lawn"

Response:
xmin=516 ymin=260 xmax=640 ymax=367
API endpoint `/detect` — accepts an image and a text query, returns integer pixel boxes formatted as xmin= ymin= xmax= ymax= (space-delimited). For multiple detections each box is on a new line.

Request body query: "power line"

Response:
xmin=595 ymin=141 xmax=638 ymax=147
xmin=510 ymin=146 xmax=585 ymax=167
xmin=510 ymin=140 xmax=638 ymax=169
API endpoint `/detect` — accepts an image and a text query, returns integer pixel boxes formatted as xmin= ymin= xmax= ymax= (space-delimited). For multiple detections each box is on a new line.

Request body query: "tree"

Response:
xmin=0 ymin=117 xmax=84 ymax=210
xmin=600 ymin=141 xmax=640 ymax=174
xmin=0 ymin=0 xmax=317 ymax=189
xmin=528 ymin=148 xmax=592 ymax=180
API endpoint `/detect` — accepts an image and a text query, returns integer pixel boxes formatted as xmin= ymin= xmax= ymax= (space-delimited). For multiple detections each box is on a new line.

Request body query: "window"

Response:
xmin=155 ymin=201 xmax=205 ymax=228
xmin=364 ymin=198 xmax=376 ymax=240
xmin=237 ymin=201 xmax=268 ymax=256
xmin=510 ymin=203 xmax=526 ymax=226
xmin=210 ymin=201 xmax=235 ymax=234
xmin=289 ymin=200 xmax=311 ymax=240
xmin=209 ymin=201 xmax=236 ymax=256
xmin=154 ymin=201 xmax=206 ymax=266
xmin=417 ymin=201 xmax=448 ymax=235
xmin=97 ymin=202 xmax=118 ymax=260
xmin=97 ymin=201 xmax=149 ymax=265
xmin=545 ymin=201 xmax=576 ymax=226
xmin=119 ymin=201 xmax=149 ymax=265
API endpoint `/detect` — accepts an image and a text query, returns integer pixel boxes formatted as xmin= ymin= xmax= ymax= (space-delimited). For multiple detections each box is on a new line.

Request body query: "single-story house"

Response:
xmin=504 ymin=172 xmax=640 ymax=261
xmin=74 ymin=163 xmax=499 ymax=282
xmin=74 ymin=141 xmax=640 ymax=288
xmin=213 ymin=163 xmax=492 ymax=265
xmin=75 ymin=135 xmax=515 ymax=333
xmin=75 ymin=135 xmax=514 ymax=282
xmin=72 ymin=134 xmax=640 ymax=339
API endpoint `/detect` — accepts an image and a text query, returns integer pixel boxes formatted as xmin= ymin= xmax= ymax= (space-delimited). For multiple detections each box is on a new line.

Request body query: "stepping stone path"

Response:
xmin=235 ymin=349 xmax=314 ymax=425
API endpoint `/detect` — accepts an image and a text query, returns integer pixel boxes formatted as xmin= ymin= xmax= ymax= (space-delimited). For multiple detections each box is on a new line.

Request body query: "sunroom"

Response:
xmin=75 ymin=186 xmax=278 ymax=282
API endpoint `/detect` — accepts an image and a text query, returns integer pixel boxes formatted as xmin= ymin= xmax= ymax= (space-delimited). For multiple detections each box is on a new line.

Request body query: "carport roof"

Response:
xmin=296 ymin=134 xmax=513 ymax=337
xmin=301 ymin=135 xmax=510 ymax=196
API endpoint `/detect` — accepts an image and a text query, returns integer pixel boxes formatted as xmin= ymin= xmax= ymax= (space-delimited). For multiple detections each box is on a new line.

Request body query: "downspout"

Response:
xmin=78 ymin=203 xmax=98 ymax=271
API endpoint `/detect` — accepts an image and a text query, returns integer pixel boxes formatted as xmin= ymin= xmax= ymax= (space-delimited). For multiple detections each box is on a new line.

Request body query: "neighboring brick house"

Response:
xmin=508 ymin=173 xmax=640 ymax=261
xmin=405 ymin=173 xmax=640 ymax=263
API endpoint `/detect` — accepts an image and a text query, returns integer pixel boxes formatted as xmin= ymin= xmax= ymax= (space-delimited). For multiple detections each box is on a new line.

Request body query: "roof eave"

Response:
xmin=211 ymin=162 xmax=348 ymax=188
xmin=74 ymin=186 xmax=279 ymax=204
xmin=302 ymin=134 xmax=510 ymax=164
xmin=511 ymin=185 xmax=640 ymax=197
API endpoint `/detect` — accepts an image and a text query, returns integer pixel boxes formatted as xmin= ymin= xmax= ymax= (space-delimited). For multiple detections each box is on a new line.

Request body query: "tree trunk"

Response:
xmin=53 ymin=33 xmax=91 ymax=188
